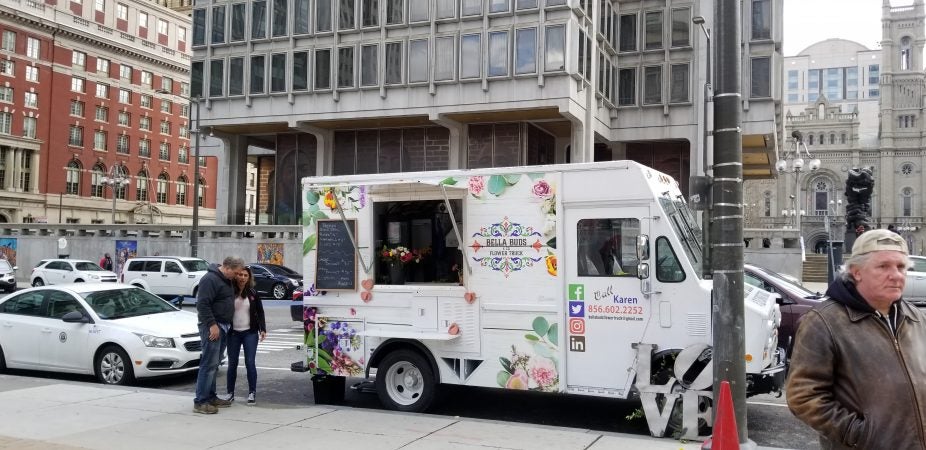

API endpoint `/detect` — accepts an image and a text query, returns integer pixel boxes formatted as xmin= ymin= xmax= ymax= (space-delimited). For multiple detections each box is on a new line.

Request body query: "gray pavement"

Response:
xmin=0 ymin=374 xmax=792 ymax=450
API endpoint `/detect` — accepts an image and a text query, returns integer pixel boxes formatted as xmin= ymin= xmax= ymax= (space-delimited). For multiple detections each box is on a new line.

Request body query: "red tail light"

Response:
xmin=292 ymin=290 xmax=303 ymax=301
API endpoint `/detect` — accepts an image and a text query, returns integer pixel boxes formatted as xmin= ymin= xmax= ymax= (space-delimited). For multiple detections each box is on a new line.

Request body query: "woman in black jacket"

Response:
xmin=226 ymin=266 xmax=267 ymax=405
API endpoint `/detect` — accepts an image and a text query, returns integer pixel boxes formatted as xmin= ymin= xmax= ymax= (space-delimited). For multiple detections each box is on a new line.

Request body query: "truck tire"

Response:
xmin=375 ymin=349 xmax=436 ymax=412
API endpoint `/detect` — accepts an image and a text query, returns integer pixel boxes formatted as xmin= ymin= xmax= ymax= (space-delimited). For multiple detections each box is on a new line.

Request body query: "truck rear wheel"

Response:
xmin=375 ymin=349 xmax=436 ymax=412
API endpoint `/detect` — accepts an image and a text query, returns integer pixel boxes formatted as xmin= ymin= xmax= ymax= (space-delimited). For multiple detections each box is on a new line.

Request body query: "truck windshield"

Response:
xmin=657 ymin=193 xmax=703 ymax=278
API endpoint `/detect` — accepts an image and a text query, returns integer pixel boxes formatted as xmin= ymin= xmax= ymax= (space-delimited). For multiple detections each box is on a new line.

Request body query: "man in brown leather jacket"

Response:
xmin=787 ymin=229 xmax=926 ymax=449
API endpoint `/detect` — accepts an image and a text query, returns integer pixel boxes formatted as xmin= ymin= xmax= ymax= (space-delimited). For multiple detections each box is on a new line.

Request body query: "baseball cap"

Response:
xmin=852 ymin=229 xmax=909 ymax=256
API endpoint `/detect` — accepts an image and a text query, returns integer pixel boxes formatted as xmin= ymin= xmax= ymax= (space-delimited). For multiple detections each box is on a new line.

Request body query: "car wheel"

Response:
xmin=74 ymin=279 xmax=84 ymax=283
xmin=272 ymin=283 xmax=287 ymax=300
xmin=31 ymin=278 xmax=44 ymax=287
xmin=375 ymin=349 xmax=436 ymax=413
xmin=0 ymin=344 xmax=6 ymax=372
xmin=95 ymin=345 xmax=135 ymax=386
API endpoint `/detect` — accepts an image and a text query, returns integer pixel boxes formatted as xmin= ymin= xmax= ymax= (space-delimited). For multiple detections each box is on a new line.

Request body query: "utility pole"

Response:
xmin=711 ymin=0 xmax=748 ymax=443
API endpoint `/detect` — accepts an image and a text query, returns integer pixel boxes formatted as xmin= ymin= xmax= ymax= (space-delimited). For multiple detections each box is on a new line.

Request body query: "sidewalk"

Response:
xmin=0 ymin=374 xmax=789 ymax=450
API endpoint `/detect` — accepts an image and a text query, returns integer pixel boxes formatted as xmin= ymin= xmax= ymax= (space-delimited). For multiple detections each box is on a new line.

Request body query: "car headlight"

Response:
xmin=289 ymin=278 xmax=300 ymax=285
xmin=137 ymin=334 xmax=175 ymax=348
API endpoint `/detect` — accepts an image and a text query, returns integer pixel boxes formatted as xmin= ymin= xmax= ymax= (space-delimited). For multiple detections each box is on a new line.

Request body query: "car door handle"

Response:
xmin=41 ymin=328 xmax=52 ymax=334
xmin=162 ymin=274 xmax=169 ymax=277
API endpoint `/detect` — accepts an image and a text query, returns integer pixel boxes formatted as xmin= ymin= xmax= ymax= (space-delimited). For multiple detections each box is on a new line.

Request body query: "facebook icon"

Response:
xmin=568 ymin=284 xmax=584 ymax=301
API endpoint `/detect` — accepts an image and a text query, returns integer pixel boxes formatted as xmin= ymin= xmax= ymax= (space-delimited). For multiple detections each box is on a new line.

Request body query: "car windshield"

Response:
xmin=181 ymin=260 xmax=209 ymax=272
xmin=265 ymin=265 xmax=300 ymax=276
xmin=752 ymin=266 xmax=820 ymax=298
xmin=75 ymin=262 xmax=106 ymax=271
xmin=82 ymin=288 xmax=176 ymax=319
xmin=0 ymin=260 xmax=11 ymax=271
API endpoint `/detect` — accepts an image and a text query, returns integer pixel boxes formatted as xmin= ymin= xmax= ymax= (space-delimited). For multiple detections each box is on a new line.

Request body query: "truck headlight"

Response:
xmin=137 ymin=334 xmax=175 ymax=348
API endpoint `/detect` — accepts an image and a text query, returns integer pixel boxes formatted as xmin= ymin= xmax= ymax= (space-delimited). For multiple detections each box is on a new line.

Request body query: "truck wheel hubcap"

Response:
xmin=386 ymin=362 xmax=423 ymax=405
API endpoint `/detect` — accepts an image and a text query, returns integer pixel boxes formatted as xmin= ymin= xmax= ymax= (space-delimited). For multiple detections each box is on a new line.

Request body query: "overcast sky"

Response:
xmin=783 ymin=0 xmax=902 ymax=56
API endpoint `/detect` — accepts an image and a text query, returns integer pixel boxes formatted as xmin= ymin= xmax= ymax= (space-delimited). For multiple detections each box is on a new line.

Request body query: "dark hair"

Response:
xmin=235 ymin=266 xmax=256 ymax=297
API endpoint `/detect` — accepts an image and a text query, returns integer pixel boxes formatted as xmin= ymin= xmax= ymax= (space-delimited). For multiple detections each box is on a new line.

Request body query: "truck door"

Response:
xmin=564 ymin=206 xmax=649 ymax=396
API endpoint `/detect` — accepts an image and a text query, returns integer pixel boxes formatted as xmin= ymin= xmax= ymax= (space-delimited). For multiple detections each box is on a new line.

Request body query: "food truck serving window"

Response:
xmin=576 ymin=218 xmax=640 ymax=277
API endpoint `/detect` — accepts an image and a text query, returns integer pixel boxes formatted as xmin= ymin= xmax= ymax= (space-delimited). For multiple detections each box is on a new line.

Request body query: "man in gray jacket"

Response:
xmin=193 ymin=256 xmax=244 ymax=414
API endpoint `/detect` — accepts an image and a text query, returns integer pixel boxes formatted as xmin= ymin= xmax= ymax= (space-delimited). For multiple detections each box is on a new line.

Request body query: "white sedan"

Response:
xmin=905 ymin=255 xmax=926 ymax=307
xmin=31 ymin=259 xmax=118 ymax=287
xmin=0 ymin=283 xmax=201 ymax=385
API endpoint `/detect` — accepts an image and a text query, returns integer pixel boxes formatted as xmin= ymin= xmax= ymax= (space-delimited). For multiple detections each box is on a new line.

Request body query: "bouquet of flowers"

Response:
xmin=380 ymin=245 xmax=419 ymax=264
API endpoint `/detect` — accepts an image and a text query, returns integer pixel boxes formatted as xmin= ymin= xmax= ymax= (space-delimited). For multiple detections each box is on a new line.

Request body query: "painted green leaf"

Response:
xmin=524 ymin=333 xmax=540 ymax=341
xmin=499 ymin=357 xmax=513 ymax=373
xmin=303 ymin=234 xmax=317 ymax=255
xmin=316 ymin=357 xmax=333 ymax=374
xmin=503 ymin=174 xmax=521 ymax=186
xmin=301 ymin=212 xmax=312 ymax=225
xmin=497 ymin=370 xmax=512 ymax=387
xmin=487 ymin=175 xmax=507 ymax=196
xmin=527 ymin=173 xmax=544 ymax=181
xmin=307 ymin=191 xmax=320 ymax=205
xmin=532 ymin=341 xmax=553 ymax=358
xmin=547 ymin=323 xmax=559 ymax=347
xmin=317 ymin=348 xmax=333 ymax=362
xmin=532 ymin=316 xmax=550 ymax=337
xmin=546 ymin=237 xmax=556 ymax=249
xmin=309 ymin=204 xmax=320 ymax=213
xmin=440 ymin=177 xmax=458 ymax=186
xmin=311 ymin=210 xmax=329 ymax=221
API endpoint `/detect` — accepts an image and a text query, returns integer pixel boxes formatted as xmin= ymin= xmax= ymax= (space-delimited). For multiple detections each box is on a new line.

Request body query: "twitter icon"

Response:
xmin=568 ymin=301 xmax=584 ymax=317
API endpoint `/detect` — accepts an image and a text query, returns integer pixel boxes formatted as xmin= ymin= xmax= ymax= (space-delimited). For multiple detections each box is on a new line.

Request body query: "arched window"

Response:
xmin=136 ymin=170 xmax=149 ymax=201
xmin=808 ymin=134 xmax=814 ymax=145
xmin=198 ymin=177 xmax=206 ymax=207
xmin=902 ymin=163 xmax=914 ymax=176
xmin=176 ymin=175 xmax=188 ymax=205
xmin=829 ymin=133 xmax=835 ymax=144
xmin=113 ymin=165 xmax=128 ymax=200
xmin=763 ymin=191 xmax=771 ymax=217
xmin=813 ymin=179 xmax=830 ymax=214
xmin=90 ymin=163 xmax=106 ymax=198
xmin=840 ymin=133 xmax=847 ymax=144
xmin=901 ymin=36 xmax=912 ymax=71
xmin=65 ymin=161 xmax=81 ymax=195
xmin=819 ymin=134 xmax=825 ymax=145
xmin=156 ymin=173 xmax=169 ymax=203
xmin=902 ymin=187 xmax=914 ymax=217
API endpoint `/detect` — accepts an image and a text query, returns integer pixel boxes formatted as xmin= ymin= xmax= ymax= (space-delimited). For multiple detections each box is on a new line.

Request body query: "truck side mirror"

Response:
xmin=637 ymin=262 xmax=650 ymax=280
xmin=636 ymin=235 xmax=650 ymax=261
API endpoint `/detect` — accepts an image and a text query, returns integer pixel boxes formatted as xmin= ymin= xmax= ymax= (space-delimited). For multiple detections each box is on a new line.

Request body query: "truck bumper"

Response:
xmin=746 ymin=347 xmax=787 ymax=397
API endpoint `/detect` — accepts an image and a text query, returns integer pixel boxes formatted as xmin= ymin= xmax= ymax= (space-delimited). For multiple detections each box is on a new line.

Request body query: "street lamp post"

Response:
xmin=157 ymin=89 xmax=202 ymax=257
xmin=776 ymin=131 xmax=820 ymax=260
xmin=100 ymin=166 xmax=130 ymax=224
xmin=826 ymin=199 xmax=843 ymax=283
xmin=692 ymin=16 xmax=712 ymax=177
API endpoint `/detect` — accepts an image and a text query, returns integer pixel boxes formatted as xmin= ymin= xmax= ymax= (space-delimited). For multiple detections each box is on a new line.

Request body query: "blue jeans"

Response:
xmin=226 ymin=329 xmax=259 ymax=395
xmin=194 ymin=323 xmax=228 ymax=405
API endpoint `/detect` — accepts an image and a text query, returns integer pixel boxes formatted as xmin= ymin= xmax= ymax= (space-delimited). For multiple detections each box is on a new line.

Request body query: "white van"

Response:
xmin=120 ymin=256 xmax=209 ymax=299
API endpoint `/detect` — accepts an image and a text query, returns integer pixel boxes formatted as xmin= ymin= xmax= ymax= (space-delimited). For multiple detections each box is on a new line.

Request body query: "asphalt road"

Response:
xmin=0 ymin=292 xmax=822 ymax=449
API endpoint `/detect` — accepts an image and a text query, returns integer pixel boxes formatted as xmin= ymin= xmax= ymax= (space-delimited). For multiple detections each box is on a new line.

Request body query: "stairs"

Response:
xmin=802 ymin=254 xmax=829 ymax=283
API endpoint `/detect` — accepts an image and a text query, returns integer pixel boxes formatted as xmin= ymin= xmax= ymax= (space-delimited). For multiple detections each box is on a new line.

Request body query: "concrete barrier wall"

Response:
xmin=0 ymin=225 xmax=303 ymax=282
xmin=744 ymin=248 xmax=803 ymax=279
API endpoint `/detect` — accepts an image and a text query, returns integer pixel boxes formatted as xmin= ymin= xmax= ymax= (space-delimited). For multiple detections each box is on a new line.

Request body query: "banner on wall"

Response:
xmin=115 ymin=240 xmax=138 ymax=275
xmin=257 ymin=243 xmax=284 ymax=265
xmin=0 ymin=238 xmax=16 ymax=266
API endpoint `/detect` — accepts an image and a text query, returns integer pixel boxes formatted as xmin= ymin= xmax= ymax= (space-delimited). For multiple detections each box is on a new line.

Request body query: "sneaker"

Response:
xmin=210 ymin=397 xmax=232 ymax=408
xmin=221 ymin=393 xmax=235 ymax=402
xmin=246 ymin=392 xmax=256 ymax=406
xmin=193 ymin=403 xmax=218 ymax=414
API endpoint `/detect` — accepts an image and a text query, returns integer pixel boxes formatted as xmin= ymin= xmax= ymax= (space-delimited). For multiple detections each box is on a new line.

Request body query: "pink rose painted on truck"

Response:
xmin=532 ymin=180 xmax=553 ymax=199
xmin=497 ymin=316 xmax=560 ymax=392
xmin=468 ymin=176 xmax=486 ymax=197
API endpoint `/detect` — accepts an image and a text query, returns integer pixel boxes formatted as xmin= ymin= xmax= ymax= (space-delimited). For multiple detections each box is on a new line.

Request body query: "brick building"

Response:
xmin=0 ymin=0 xmax=216 ymax=224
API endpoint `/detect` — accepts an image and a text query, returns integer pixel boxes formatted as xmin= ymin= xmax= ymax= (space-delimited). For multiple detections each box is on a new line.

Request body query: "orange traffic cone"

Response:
xmin=702 ymin=381 xmax=740 ymax=450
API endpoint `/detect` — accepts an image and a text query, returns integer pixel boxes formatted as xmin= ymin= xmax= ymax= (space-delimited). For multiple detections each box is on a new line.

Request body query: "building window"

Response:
xmin=489 ymin=0 xmax=508 ymax=13
xmin=360 ymin=44 xmax=378 ymax=86
xmin=114 ymin=168 xmax=128 ymax=199
xmin=0 ymin=87 xmax=10 ymax=102
xmin=161 ymin=76 xmax=173 ymax=93
xmin=337 ymin=47 xmax=354 ymax=88
xmin=619 ymin=13 xmax=637 ymax=52
xmin=91 ymin=164 xmax=105 ymax=197
xmin=160 ymin=120 xmax=171 ymax=135
xmin=209 ymin=59 xmax=224 ymax=97
xmin=156 ymin=174 xmax=169 ymax=203
xmin=338 ymin=0 xmax=354 ymax=29
xmin=488 ymin=32 xmax=508 ymax=77
xmin=22 ymin=116 xmax=36 ymax=139
xmin=139 ymin=116 xmax=151 ymax=131
xmin=159 ymin=142 xmax=170 ymax=161
xmin=136 ymin=171 xmax=149 ymax=201
xmin=434 ymin=37 xmax=454 ymax=81
xmin=230 ymin=3 xmax=247 ymax=41
xmin=644 ymin=11 xmax=662 ymax=50
xmin=24 ymin=91 xmax=37 ymax=108
xmin=94 ymin=130 xmax=108 ymax=151
xmin=95 ymin=0 xmax=105 ymax=12
xmin=273 ymin=0 xmax=289 ymax=36
xmin=97 ymin=57 xmax=109 ymax=75
xmin=244 ymin=55 xmax=263 ymax=94
xmin=460 ymin=34 xmax=480 ymax=79
xmin=120 ymin=64 xmax=132 ymax=81
xmin=829 ymin=133 xmax=835 ymax=144
xmin=72 ymin=50 xmax=86 ymax=69
xmin=787 ymin=69 xmax=798 ymax=90
xmin=670 ymin=63 xmax=688 ymax=102
xmin=95 ymin=106 xmax=108 ymax=122
xmin=118 ymin=111 xmax=130 ymax=126
xmin=140 ymin=70 xmax=152 ymax=87
xmin=71 ymin=77 xmax=85 ymax=93
xmin=314 ymin=50 xmax=330 ymax=89
xmin=386 ymin=0 xmax=403 ymax=24
xmin=316 ymin=0 xmax=332 ymax=32
xmin=272 ymin=53 xmax=287 ymax=92
xmin=117 ymin=3 xmax=128 ymax=20
xmin=438 ymin=0 xmax=456 ymax=17
xmin=643 ymin=65 xmax=661 ymax=104
xmin=95 ymin=83 xmax=109 ymax=99
xmin=26 ymin=37 xmax=39 ymax=59
xmin=902 ymin=187 xmax=914 ymax=217
xmin=670 ymin=8 xmax=689 ymax=47
xmin=251 ymin=1 xmax=267 ymax=39
xmin=0 ymin=112 xmax=12 ymax=134
xmin=176 ymin=176 xmax=188 ymax=205
xmin=752 ymin=0 xmax=771 ymax=40
xmin=198 ymin=179 xmax=205 ymax=207
xmin=193 ymin=9 xmax=206 ymax=45
xmin=157 ymin=18 xmax=169 ymax=37
xmin=841 ymin=133 xmax=847 ymax=144
xmin=140 ymin=94 xmax=152 ymax=108
xmin=384 ymin=42 xmax=403 ymax=84
xmin=750 ymin=57 xmax=771 ymax=98
xmin=808 ymin=134 xmax=814 ymax=145
xmin=1 ymin=31 xmax=15 ymax=51
xmin=515 ymin=28 xmax=537 ymax=75
xmin=902 ymin=163 xmax=914 ymax=176
xmin=409 ymin=39 xmax=429 ymax=82
xmin=69 ymin=125 xmax=84 ymax=146
xmin=361 ymin=0 xmax=378 ymax=26
xmin=618 ymin=67 xmax=636 ymax=106
xmin=117 ymin=134 xmax=129 ymax=153
xmin=229 ymin=57 xmax=245 ymax=95
xmin=25 ymin=66 xmax=38 ymax=82
xmin=118 ymin=88 xmax=130 ymax=104
xmin=70 ymin=100 xmax=84 ymax=117
xmin=178 ymin=146 xmax=189 ymax=163
xmin=66 ymin=161 xmax=81 ymax=195
xmin=139 ymin=138 xmax=150 ymax=157
xmin=294 ymin=0 xmax=310 ymax=33
xmin=409 ymin=0 xmax=429 ymax=20
xmin=901 ymin=36 xmax=912 ymax=71
xmin=212 ymin=6 xmax=227 ymax=44
xmin=869 ymin=64 xmax=880 ymax=98
xmin=179 ymin=125 xmax=188 ymax=138
xmin=0 ymin=60 xmax=13 ymax=76
xmin=161 ymin=99 xmax=172 ymax=114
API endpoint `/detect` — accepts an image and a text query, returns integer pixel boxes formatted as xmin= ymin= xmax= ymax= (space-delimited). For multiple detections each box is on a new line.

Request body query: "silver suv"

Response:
xmin=120 ymin=256 xmax=209 ymax=300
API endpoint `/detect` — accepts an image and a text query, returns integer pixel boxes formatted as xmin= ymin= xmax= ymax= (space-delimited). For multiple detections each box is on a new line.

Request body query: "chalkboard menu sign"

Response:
xmin=315 ymin=219 xmax=357 ymax=291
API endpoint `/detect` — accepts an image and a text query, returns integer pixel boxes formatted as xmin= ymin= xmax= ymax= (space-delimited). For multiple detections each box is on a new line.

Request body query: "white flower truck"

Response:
xmin=296 ymin=160 xmax=785 ymax=438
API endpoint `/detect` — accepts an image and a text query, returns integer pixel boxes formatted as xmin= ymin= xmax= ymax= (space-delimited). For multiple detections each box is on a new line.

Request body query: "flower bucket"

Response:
xmin=311 ymin=375 xmax=345 ymax=405
xmin=389 ymin=262 xmax=405 ymax=285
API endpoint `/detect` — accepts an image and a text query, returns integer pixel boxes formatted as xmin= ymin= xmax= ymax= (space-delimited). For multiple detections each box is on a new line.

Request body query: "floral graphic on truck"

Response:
xmin=302 ymin=186 xmax=367 ymax=255
xmin=470 ymin=217 xmax=545 ymax=278
xmin=304 ymin=307 xmax=364 ymax=377
xmin=497 ymin=316 xmax=560 ymax=392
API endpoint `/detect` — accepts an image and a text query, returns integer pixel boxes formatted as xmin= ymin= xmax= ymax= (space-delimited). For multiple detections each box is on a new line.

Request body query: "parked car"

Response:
xmin=120 ymin=256 xmax=209 ymax=300
xmin=0 ymin=283 xmax=201 ymax=385
xmin=248 ymin=263 xmax=303 ymax=300
xmin=31 ymin=259 xmax=118 ymax=287
xmin=903 ymin=255 xmax=926 ymax=307
xmin=0 ymin=260 xmax=16 ymax=292
xmin=290 ymin=289 xmax=303 ymax=322
xmin=744 ymin=264 xmax=826 ymax=357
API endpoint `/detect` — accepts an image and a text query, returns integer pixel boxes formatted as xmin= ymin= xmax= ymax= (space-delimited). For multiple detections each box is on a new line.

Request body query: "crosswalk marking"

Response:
xmin=255 ymin=330 xmax=303 ymax=354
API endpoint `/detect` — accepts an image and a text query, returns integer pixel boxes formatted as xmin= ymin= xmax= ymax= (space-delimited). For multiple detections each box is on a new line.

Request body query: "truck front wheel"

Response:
xmin=375 ymin=349 xmax=436 ymax=412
